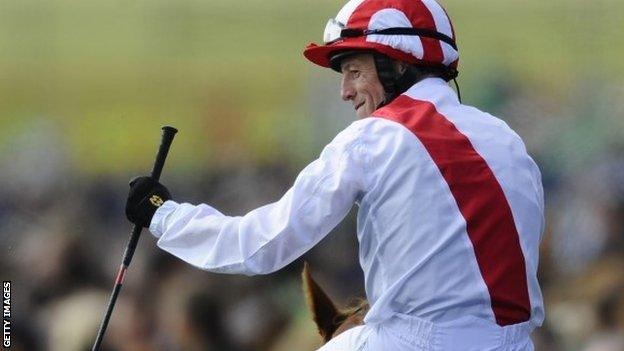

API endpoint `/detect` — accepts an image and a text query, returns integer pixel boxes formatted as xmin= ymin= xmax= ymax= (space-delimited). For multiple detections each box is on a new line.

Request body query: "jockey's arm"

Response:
xmin=149 ymin=122 xmax=369 ymax=275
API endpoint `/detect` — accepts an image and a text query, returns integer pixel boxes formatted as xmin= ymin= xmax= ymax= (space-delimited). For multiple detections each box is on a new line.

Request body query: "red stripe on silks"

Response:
xmin=374 ymin=95 xmax=531 ymax=326
xmin=346 ymin=0 xmax=444 ymax=64
xmin=115 ymin=265 xmax=127 ymax=285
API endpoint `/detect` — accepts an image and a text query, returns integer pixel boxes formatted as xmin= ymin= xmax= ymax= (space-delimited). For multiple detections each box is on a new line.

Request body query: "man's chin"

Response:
xmin=355 ymin=106 xmax=369 ymax=118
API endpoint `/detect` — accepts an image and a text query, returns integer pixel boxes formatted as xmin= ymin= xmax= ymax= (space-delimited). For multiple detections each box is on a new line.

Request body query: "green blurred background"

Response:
xmin=2 ymin=0 xmax=622 ymax=173
xmin=1 ymin=1 xmax=624 ymax=350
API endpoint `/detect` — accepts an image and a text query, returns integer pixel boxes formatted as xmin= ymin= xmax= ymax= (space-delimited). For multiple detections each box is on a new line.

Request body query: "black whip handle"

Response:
xmin=92 ymin=125 xmax=178 ymax=351
xmin=123 ymin=125 xmax=178 ymax=266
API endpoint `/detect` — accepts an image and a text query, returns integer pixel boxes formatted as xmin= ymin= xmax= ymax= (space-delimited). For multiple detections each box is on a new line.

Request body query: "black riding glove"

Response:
xmin=125 ymin=176 xmax=172 ymax=228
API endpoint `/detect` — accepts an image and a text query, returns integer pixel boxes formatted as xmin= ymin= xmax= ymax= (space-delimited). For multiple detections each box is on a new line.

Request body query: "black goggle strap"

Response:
xmin=340 ymin=27 xmax=457 ymax=50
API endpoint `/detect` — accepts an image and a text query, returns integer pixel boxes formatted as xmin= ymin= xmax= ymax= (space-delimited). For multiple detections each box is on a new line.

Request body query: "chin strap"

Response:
xmin=373 ymin=53 xmax=463 ymax=107
xmin=453 ymin=77 xmax=462 ymax=103
xmin=372 ymin=53 xmax=401 ymax=106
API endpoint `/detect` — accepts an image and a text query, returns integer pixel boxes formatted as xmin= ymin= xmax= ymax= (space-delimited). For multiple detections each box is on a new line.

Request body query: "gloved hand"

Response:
xmin=125 ymin=176 xmax=172 ymax=228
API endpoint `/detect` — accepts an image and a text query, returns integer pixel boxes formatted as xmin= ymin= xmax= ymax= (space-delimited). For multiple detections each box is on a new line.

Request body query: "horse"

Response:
xmin=301 ymin=262 xmax=369 ymax=344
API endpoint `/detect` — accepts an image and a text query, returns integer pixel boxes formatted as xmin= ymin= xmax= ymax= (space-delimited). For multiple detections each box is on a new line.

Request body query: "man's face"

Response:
xmin=339 ymin=54 xmax=386 ymax=118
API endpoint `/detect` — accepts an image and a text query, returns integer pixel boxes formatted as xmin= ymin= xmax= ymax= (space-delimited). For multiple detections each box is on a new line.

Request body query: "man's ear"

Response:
xmin=302 ymin=262 xmax=341 ymax=342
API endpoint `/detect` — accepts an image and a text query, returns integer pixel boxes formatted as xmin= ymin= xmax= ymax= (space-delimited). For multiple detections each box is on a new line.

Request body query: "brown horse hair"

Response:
xmin=302 ymin=262 xmax=369 ymax=343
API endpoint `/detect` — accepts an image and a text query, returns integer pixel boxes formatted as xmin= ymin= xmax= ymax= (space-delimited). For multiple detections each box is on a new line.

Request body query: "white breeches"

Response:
xmin=315 ymin=314 xmax=535 ymax=351
xmin=316 ymin=326 xmax=371 ymax=351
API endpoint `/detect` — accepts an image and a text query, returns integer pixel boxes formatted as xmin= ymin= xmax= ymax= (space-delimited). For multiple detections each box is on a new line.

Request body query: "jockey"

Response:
xmin=125 ymin=0 xmax=545 ymax=350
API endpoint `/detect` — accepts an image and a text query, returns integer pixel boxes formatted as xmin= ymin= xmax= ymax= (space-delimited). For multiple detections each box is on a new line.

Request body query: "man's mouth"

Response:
xmin=354 ymin=101 xmax=364 ymax=111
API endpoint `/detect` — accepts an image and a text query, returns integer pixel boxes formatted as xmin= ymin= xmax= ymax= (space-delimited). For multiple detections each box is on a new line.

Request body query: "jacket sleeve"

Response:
xmin=148 ymin=124 xmax=369 ymax=275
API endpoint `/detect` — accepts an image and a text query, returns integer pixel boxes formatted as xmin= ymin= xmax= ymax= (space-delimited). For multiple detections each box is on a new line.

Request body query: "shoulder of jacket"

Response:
xmin=345 ymin=117 xmax=409 ymax=139
xmin=335 ymin=118 xmax=416 ymax=162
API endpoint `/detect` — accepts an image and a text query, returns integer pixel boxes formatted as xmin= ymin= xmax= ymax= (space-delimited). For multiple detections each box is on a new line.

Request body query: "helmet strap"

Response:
xmin=373 ymin=53 xmax=462 ymax=107
xmin=372 ymin=53 xmax=403 ymax=107
xmin=452 ymin=77 xmax=462 ymax=103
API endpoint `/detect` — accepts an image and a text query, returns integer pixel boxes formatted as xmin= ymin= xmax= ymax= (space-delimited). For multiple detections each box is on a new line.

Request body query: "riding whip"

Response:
xmin=92 ymin=125 xmax=178 ymax=351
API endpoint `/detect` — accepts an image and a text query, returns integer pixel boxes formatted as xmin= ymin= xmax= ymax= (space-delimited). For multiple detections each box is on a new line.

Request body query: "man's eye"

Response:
xmin=351 ymin=70 xmax=360 ymax=78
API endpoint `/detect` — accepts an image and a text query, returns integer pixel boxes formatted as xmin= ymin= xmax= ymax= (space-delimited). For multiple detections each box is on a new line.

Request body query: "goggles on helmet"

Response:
xmin=322 ymin=18 xmax=457 ymax=50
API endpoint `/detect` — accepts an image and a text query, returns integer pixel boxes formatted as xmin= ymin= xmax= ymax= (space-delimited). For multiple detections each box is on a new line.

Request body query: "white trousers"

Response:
xmin=316 ymin=326 xmax=370 ymax=351
xmin=316 ymin=314 xmax=534 ymax=351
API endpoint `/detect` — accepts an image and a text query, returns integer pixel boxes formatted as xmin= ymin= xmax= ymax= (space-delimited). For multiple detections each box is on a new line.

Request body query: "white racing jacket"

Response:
xmin=149 ymin=78 xmax=544 ymax=346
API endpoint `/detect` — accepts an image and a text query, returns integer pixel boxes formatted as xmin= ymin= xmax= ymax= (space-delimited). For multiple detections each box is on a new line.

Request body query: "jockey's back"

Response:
xmin=349 ymin=77 xmax=544 ymax=350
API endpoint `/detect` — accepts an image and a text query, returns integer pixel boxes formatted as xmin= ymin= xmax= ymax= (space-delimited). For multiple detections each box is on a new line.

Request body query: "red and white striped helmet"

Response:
xmin=304 ymin=0 xmax=459 ymax=72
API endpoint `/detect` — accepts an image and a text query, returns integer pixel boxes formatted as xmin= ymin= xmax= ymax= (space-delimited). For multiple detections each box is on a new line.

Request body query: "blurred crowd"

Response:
xmin=1 ymin=79 xmax=623 ymax=351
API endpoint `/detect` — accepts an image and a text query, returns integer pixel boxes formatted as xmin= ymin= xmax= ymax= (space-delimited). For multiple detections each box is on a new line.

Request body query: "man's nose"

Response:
xmin=341 ymin=77 xmax=355 ymax=101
